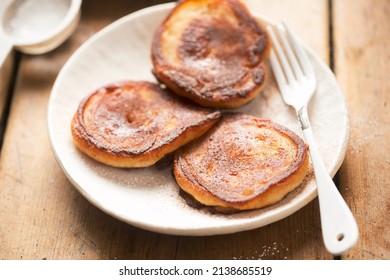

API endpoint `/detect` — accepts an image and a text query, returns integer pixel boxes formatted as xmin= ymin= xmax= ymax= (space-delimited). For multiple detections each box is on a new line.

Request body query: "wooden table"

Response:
xmin=0 ymin=0 xmax=389 ymax=260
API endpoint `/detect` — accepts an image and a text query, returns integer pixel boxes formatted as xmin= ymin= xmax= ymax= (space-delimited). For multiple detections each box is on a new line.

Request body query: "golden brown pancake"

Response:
xmin=174 ymin=113 xmax=309 ymax=211
xmin=71 ymin=81 xmax=221 ymax=168
xmin=151 ymin=0 xmax=271 ymax=108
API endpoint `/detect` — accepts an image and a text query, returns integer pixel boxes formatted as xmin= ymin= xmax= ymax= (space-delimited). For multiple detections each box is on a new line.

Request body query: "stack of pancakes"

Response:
xmin=71 ymin=0 xmax=309 ymax=212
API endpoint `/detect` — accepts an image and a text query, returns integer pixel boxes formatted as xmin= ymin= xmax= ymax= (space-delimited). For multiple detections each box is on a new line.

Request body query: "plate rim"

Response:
xmin=48 ymin=2 xmax=349 ymax=236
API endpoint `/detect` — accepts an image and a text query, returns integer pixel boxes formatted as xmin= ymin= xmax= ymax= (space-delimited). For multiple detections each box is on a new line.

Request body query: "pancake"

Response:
xmin=151 ymin=0 xmax=271 ymax=108
xmin=174 ymin=113 xmax=309 ymax=211
xmin=71 ymin=81 xmax=221 ymax=168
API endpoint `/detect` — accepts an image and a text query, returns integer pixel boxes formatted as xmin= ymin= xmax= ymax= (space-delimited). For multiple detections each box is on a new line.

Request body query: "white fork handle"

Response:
xmin=298 ymin=106 xmax=359 ymax=255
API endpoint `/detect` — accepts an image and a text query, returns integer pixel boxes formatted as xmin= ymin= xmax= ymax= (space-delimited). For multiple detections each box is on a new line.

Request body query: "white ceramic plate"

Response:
xmin=48 ymin=3 xmax=349 ymax=236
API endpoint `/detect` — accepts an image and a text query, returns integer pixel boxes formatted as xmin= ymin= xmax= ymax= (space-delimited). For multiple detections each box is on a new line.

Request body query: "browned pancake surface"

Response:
xmin=71 ymin=81 xmax=221 ymax=167
xmin=174 ymin=113 xmax=309 ymax=210
xmin=152 ymin=0 xmax=271 ymax=108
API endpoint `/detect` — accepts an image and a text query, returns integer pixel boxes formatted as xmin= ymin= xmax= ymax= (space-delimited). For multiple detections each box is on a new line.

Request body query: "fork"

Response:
xmin=267 ymin=23 xmax=359 ymax=255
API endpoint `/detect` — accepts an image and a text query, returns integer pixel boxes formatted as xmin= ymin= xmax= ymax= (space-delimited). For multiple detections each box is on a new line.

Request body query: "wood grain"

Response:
xmin=246 ymin=0 xmax=329 ymax=63
xmin=332 ymin=0 xmax=390 ymax=259
xmin=0 ymin=0 xmax=331 ymax=260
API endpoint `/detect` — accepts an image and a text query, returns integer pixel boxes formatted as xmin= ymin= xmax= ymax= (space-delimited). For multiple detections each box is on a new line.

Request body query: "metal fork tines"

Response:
xmin=267 ymin=23 xmax=359 ymax=255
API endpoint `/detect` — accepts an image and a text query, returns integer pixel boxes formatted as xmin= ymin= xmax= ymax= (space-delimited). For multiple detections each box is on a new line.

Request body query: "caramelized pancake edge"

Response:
xmin=71 ymin=81 xmax=221 ymax=168
xmin=151 ymin=0 xmax=271 ymax=108
xmin=174 ymin=113 xmax=309 ymax=210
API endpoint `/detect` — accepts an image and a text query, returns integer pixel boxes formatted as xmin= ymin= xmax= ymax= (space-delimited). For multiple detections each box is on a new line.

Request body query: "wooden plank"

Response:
xmin=245 ymin=0 xmax=330 ymax=63
xmin=175 ymin=0 xmax=331 ymax=260
xmin=332 ymin=0 xmax=390 ymax=259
